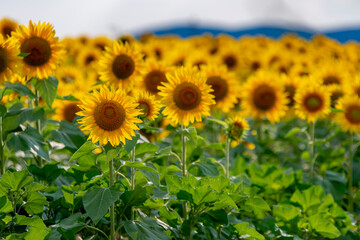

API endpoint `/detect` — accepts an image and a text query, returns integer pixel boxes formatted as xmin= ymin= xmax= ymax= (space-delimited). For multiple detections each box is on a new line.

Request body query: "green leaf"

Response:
xmin=124 ymin=217 xmax=171 ymax=240
xmin=123 ymin=162 xmax=158 ymax=173
xmin=0 ymin=195 xmax=12 ymax=213
xmin=177 ymin=127 xmax=198 ymax=145
xmin=207 ymin=118 xmax=228 ymax=127
xmin=0 ymin=104 xmax=7 ymax=117
xmin=308 ymin=214 xmax=341 ymax=238
xmin=290 ymin=186 xmax=323 ymax=212
xmin=5 ymin=82 xmax=36 ymax=98
xmin=135 ymin=142 xmax=159 ymax=158
xmin=82 ymin=187 xmax=122 ymax=224
xmin=191 ymin=159 xmax=219 ymax=177
xmin=273 ymin=204 xmax=301 ymax=221
xmin=124 ymin=132 xmax=140 ymax=153
xmin=28 ymin=164 xmax=61 ymax=183
xmin=51 ymin=121 xmax=86 ymax=150
xmin=233 ymin=222 xmax=264 ymax=240
xmin=165 ymin=175 xmax=182 ymax=194
xmin=18 ymin=52 xmax=30 ymax=57
xmin=244 ymin=196 xmax=270 ymax=212
xmin=16 ymin=215 xmax=50 ymax=240
xmin=193 ymin=186 xmax=218 ymax=205
xmin=7 ymin=126 xmax=49 ymax=161
xmin=121 ymin=186 xmax=148 ymax=209
xmin=330 ymin=107 xmax=345 ymax=113
xmin=0 ymin=170 xmax=33 ymax=191
xmin=35 ymin=76 xmax=58 ymax=107
xmin=69 ymin=141 xmax=97 ymax=161
xmin=24 ymin=192 xmax=48 ymax=215
xmin=59 ymin=212 xmax=86 ymax=232
xmin=285 ymin=127 xmax=303 ymax=139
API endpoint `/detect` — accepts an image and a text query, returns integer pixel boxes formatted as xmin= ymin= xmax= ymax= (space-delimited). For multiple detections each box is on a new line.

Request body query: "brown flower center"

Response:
xmin=21 ymin=37 xmax=51 ymax=66
xmin=323 ymin=75 xmax=340 ymax=85
xmin=63 ymin=103 xmax=80 ymax=122
xmin=94 ymin=101 xmax=126 ymax=131
xmin=303 ymin=94 xmax=323 ymax=113
xmin=330 ymin=91 xmax=343 ymax=108
xmin=345 ymin=105 xmax=360 ymax=124
xmin=231 ymin=122 xmax=244 ymax=140
xmin=356 ymin=87 xmax=360 ymax=98
xmin=145 ymin=70 xmax=167 ymax=94
xmin=253 ymin=84 xmax=277 ymax=111
xmin=138 ymin=101 xmax=151 ymax=118
xmin=112 ymin=54 xmax=135 ymax=80
xmin=85 ymin=55 xmax=95 ymax=66
xmin=207 ymin=76 xmax=228 ymax=102
xmin=285 ymin=85 xmax=296 ymax=107
xmin=2 ymin=26 xmax=15 ymax=37
xmin=173 ymin=82 xmax=202 ymax=110
xmin=251 ymin=61 xmax=261 ymax=71
xmin=223 ymin=55 xmax=237 ymax=69
xmin=0 ymin=47 xmax=9 ymax=73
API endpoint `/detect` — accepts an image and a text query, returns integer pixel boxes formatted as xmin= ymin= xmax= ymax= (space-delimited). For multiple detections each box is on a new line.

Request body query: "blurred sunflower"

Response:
xmin=77 ymin=87 xmax=143 ymax=147
xmin=99 ymin=41 xmax=144 ymax=90
xmin=76 ymin=47 xmax=101 ymax=70
xmin=241 ymin=71 xmax=288 ymax=123
xmin=328 ymin=84 xmax=345 ymax=108
xmin=344 ymin=75 xmax=360 ymax=98
xmin=53 ymin=99 xmax=81 ymax=123
xmin=11 ymin=20 xmax=64 ymax=79
xmin=201 ymin=64 xmax=239 ymax=113
xmin=158 ymin=67 xmax=215 ymax=126
xmin=0 ymin=18 xmax=17 ymax=38
xmin=314 ymin=61 xmax=349 ymax=86
xmin=217 ymin=44 xmax=240 ymax=71
xmin=226 ymin=115 xmax=249 ymax=141
xmin=335 ymin=95 xmax=360 ymax=133
xmin=91 ymin=36 xmax=112 ymax=51
xmin=186 ymin=48 xmax=212 ymax=69
xmin=0 ymin=34 xmax=22 ymax=82
xmin=294 ymin=79 xmax=331 ymax=122
xmin=138 ymin=59 xmax=170 ymax=95
xmin=134 ymin=91 xmax=162 ymax=121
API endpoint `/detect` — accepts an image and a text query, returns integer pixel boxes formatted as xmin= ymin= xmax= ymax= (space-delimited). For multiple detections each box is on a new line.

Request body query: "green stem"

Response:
xmin=86 ymin=225 xmax=109 ymax=240
xmin=225 ymin=135 xmax=231 ymax=179
xmin=309 ymin=121 xmax=315 ymax=183
xmin=34 ymin=90 xmax=43 ymax=167
xmin=108 ymin=150 xmax=115 ymax=240
xmin=130 ymin=147 xmax=136 ymax=220
xmin=348 ymin=132 xmax=354 ymax=213
xmin=181 ymin=124 xmax=187 ymax=176
xmin=0 ymin=116 xmax=4 ymax=175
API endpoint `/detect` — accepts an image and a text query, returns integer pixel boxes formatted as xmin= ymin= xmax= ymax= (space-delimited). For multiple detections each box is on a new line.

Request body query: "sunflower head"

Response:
xmin=335 ymin=95 xmax=360 ymax=133
xmin=11 ymin=20 xmax=64 ymax=79
xmin=0 ymin=18 xmax=17 ymax=38
xmin=134 ymin=91 xmax=162 ymax=121
xmin=138 ymin=58 xmax=170 ymax=95
xmin=226 ymin=115 xmax=249 ymax=141
xmin=77 ymin=87 xmax=143 ymax=146
xmin=158 ymin=67 xmax=215 ymax=126
xmin=53 ymin=99 xmax=81 ymax=123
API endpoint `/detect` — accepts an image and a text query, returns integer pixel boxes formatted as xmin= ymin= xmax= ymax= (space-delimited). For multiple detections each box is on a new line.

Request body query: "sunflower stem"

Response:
xmin=348 ymin=132 xmax=354 ymax=213
xmin=34 ymin=89 xmax=44 ymax=167
xmin=309 ymin=121 xmax=315 ymax=183
xmin=130 ymin=147 xmax=136 ymax=220
xmin=225 ymin=135 xmax=231 ymax=179
xmin=0 ymin=116 xmax=4 ymax=175
xmin=105 ymin=145 xmax=116 ymax=240
xmin=180 ymin=124 xmax=188 ymax=221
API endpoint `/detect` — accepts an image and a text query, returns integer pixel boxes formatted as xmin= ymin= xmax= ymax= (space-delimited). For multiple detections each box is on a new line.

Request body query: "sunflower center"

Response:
xmin=355 ymin=87 xmax=360 ymax=98
xmin=207 ymin=76 xmax=228 ymax=102
xmin=21 ymin=37 xmax=51 ymax=66
xmin=175 ymin=58 xmax=184 ymax=66
xmin=330 ymin=91 xmax=343 ymax=107
xmin=0 ymin=47 xmax=9 ymax=73
xmin=303 ymin=94 xmax=323 ymax=112
xmin=285 ymin=85 xmax=296 ymax=107
xmin=85 ymin=55 xmax=95 ymax=66
xmin=231 ymin=122 xmax=244 ymax=139
xmin=345 ymin=105 xmax=360 ymax=124
xmin=145 ymin=70 xmax=167 ymax=93
xmin=251 ymin=61 xmax=261 ymax=71
xmin=173 ymin=82 xmax=202 ymax=110
xmin=323 ymin=75 xmax=340 ymax=85
xmin=61 ymin=76 xmax=73 ymax=83
xmin=63 ymin=103 xmax=80 ymax=122
xmin=253 ymin=84 xmax=277 ymax=111
xmin=194 ymin=60 xmax=205 ymax=69
xmin=94 ymin=101 xmax=126 ymax=131
xmin=138 ymin=101 xmax=150 ymax=117
xmin=2 ymin=26 xmax=14 ymax=37
xmin=112 ymin=54 xmax=135 ymax=80
xmin=224 ymin=55 xmax=237 ymax=69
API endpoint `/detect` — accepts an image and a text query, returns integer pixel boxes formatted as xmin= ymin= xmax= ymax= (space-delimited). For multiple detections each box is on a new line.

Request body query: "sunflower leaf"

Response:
xmin=35 ymin=76 xmax=58 ymax=108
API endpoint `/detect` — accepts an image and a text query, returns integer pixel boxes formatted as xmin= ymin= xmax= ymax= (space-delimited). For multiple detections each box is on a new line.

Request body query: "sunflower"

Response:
xmin=241 ymin=71 xmax=288 ymax=123
xmin=11 ymin=20 xmax=64 ymax=79
xmin=0 ymin=34 xmax=22 ymax=82
xmin=344 ymin=75 xmax=360 ymax=98
xmin=99 ymin=41 xmax=144 ymax=90
xmin=138 ymin=58 xmax=170 ymax=95
xmin=226 ymin=115 xmax=249 ymax=141
xmin=76 ymin=47 xmax=101 ymax=70
xmin=158 ymin=67 xmax=215 ymax=126
xmin=328 ymin=84 xmax=344 ymax=108
xmin=0 ymin=18 xmax=17 ymax=38
xmin=294 ymin=79 xmax=331 ymax=122
xmin=314 ymin=61 xmax=349 ymax=86
xmin=216 ymin=44 xmax=240 ymax=71
xmin=53 ymin=99 xmax=81 ymax=123
xmin=134 ymin=91 xmax=162 ymax=121
xmin=91 ymin=36 xmax=112 ymax=51
xmin=77 ymin=87 xmax=143 ymax=147
xmin=185 ymin=48 xmax=212 ymax=69
xmin=201 ymin=64 xmax=239 ymax=113
xmin=334 ymin=95 xmax=360 ymax=133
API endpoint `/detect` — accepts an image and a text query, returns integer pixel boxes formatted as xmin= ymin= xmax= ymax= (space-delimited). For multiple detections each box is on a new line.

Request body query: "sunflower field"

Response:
xmin=0 ymin=18 xmax=359 ymax=240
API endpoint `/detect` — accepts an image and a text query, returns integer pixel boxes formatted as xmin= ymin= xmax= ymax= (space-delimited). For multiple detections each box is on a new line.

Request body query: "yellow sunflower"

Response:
xmin=76 ymin=47 xmax=101 ymax=70
xmin=334 ymin=95 xmax=360 ymax=133
xmin=99 ymin=41 xmax=144 ymax=90
xmin=185 ymin=48 xmax=212 ymax=69
xmin=77 ymin=87 xmax=143 ymax=147
xmin=216 ymin=44 xmax=240 ymax=71
xmin=328 ymin=84 xmax=344 ymax=108
xmin=53 ymin=99 xmax=81 ymax=123
xmin=158 ymin=67 xmax=215 ymax=126
xmin=314 ymin=60 xmax=349 ymax=86
xmin=241 ymin=71 xmax=288 ymax=123
xmin=134 ymin=91 xmax=162 ymax=121
xmin=138 ymin=58 xmax=170 ymax=95
xmin=0 ymin=34 xmax=22 ymax=82
xmin=344 ymin=75 xmax=360 ymax=98
xmin=91 ymin=36 xmax=112 ymax=51
xmin=294 ymin=79 xmax=331 ymax=122
xmin=11 ymin=20 xmax=64 ymax=79
xmin=0 ymin=18 xmax=18 ymax=38
xmin=226 ymin=115 xmax=249 ymax=141
xmin=201 ymin=64 xmax=239 ymax=113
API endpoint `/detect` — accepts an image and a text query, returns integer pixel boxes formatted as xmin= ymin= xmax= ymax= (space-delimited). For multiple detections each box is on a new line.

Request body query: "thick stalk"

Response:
xmin=0 ymin=116 xmax=4 ymax=175
xmin=108 ymin=154 xmax=115 ymax=240
xmin=130 ymin=147 xmax=136 ymax=220
xmin=34 ymin=90 xmax=43 ymax=167
xmin=309 ymin=121 xmax=315 ymax=183
xmin=225 ymin=135 xmax=231 ymax=179
xmin=348 ymin=133 xmax=354 ymax=213
xmin=181 ymin=124 xmax=187 ymax=176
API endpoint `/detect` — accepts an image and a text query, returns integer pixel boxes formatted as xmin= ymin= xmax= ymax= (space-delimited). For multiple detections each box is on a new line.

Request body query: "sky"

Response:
xmin=1 ymin=0 xmax=360 ymax=38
